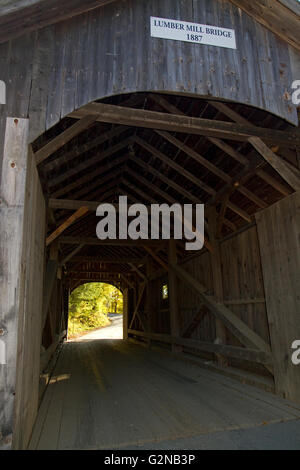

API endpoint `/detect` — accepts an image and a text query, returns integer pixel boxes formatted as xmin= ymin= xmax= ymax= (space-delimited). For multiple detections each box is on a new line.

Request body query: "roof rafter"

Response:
xmin=69 ymin=102 xmax=300 ymax=146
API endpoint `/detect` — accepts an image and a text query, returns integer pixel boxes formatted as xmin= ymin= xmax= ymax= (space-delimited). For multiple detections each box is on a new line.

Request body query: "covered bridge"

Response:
xmin=0 ymin=0 xmax=300 ymax=450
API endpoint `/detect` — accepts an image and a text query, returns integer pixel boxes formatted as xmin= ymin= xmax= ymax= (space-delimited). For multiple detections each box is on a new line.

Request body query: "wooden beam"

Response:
xmin=249 ymin=137 xmax=300 ymax=191
xmin=59 ymin=244 xmax=85 ymax=266
xmin=130 ymin=155 xmax=200 ymax=203
xmin=40 ymin=330 xmax=66 ymax=373
xmin=256 ymin=169 xmax=291 ymax=196
xmin=60 ymin=236 xmax=165 ymax=247
xmin=228 ymin=0 xmax=300 ymax=53
xmin=122 ymin=170 xmax=212 ymax=252
xmin=35 ymin=115 xmax=97 ymax=165
xmin=182 ymin=305 xmax=210 ymax=338
xmin=168 ymin=240 xmax=182 ymax=353
xmin=68 ymin=277 xmax=121 ymax=284
xmin=151 ymin=94 xmax=268 ymax=211
xmin=69 ymin=102 xmax=300 ymax=146
xmin=169 ymin=262 xmax=272 ymax=355
xmin=69 ymin=167 xmax=124 ymax=202
xmin=68 ymin=271 xmax=130 ymax=276
xmin=51 ymin=154 xmax=128 ymax=199
xmin=156 ymin=130 xmax=231 ymax=183
xmin=134 ymin=136 xmax=215 ymax=195
xmin=69 ymin=256 xmax=143 ymax=264
xmin=48 ymin=137 xmax=132 ymax=190
xmin=42 ymin=260 xmax=58 ymax=331
xmin=227 ymin=201 xmax=252 ymax=223
xmin=128 ymin=330 xmax=273 ymax=365
xmin=120 ymin=274 xmax=135 ymax=290
xmin=129 ymin=263 xmax=148 ymax=282
xmin=207 ymin=137 xmax=249 ymax=167
xmin=44 ymin=126 xmax=127 ymax=172
xmin=208 ymin=208 xmax=228 ymax=366
xmin=129 ymin=283 xmax=146 ymax=330
xmin=210 ymin=101 xmax=300 ymax=190
xmin=217 ymin=192 xmax=231 ymax=237
xmin=0 ymin=0 xmax=118 ymax=44
xmin=50 ymin=199 xmax=102 ymax=211
xmin=143 ymin=246 xmax=169 ymax=271
xmin=46 ymin=207 xmax=89 ymax=246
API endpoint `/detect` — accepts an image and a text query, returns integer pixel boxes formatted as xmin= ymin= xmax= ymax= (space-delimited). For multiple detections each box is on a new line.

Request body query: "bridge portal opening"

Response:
xmin=4 ymin=90 xmax=299 ymax=451
xmin=67 ymin=282 xmax=123 ymax=340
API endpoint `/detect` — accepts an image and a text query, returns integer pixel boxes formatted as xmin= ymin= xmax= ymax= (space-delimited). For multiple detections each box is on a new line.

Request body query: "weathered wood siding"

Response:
xmin=0 ymin=119 xmax=46 ymax=450
xmin=220 ymin=226 xmax=270 ymax=346
xmin=179 ymin=225 xmax=270 ymax=373
xmin=256 ymin=191 xmax=300 ymax=403
xmin=13 ymin=148 xmax=46 ymax=450
xmin=42 ymin=278 xmax=65 ymax=350
xmin=0 ymin=0 xmax=296 ymax=151
xmin=0 ymin=118 xmax=29 ymax=450
xmin=179 ymin=252 xmax=215 ymax=342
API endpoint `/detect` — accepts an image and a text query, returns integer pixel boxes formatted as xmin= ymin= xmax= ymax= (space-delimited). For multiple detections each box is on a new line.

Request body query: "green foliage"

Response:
xmin=162 ymin=284 xmax=169 ymax=300
xmin=68 ymin=283 xmax=123 ymax=337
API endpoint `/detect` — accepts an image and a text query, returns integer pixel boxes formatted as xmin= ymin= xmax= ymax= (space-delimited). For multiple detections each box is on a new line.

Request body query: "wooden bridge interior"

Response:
xmin=31 ymin=91 xmax=300 ymax=401
xmin=1 ymin=0 xmax=300 ymax=451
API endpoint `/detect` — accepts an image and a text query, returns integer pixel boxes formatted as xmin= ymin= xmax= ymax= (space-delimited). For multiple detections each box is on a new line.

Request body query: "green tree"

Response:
xmin=68 ymin=283 xmax=123 ymax=337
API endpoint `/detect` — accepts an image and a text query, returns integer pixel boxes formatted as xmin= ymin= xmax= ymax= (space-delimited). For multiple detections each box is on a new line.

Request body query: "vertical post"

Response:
xmin=0 ymin=118 xmax=29 ymax=449
xmin=256 ymin=193 xmax=300 ymax=403
xmin=123 ymin=288 xmax=129 ymax=340
xmin=145 ymin=257 xmax=154 ymax=347
xmin=168 ymin=239 xmax=182 ymax=353
xmin=207 ymin=208 xmax=228 ymax=367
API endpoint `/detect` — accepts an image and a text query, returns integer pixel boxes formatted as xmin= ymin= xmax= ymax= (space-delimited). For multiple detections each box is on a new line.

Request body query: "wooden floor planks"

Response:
xmin=29 ymin=339 xmax=300 ymax=450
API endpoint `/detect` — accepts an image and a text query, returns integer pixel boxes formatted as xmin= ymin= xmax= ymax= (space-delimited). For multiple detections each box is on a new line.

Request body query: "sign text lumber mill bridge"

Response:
xmin=0 ymin=0 xmax=300 ymax=450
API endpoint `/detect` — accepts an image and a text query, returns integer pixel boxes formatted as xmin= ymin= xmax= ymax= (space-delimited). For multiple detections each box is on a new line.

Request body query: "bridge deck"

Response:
xmin=29 ymin=339 xmax=300 ymax=450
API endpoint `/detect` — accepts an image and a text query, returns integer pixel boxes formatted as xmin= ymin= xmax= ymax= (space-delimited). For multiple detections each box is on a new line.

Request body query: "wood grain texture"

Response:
xmin=0 ymin=0 xmax=296 ymax=151
xmin=229 ymin=0 xmax=300 ymax=52
xmin=0 ymin=118 xmax=29 ymax=450
xmin=0 ymin=0 xmax=118 ymax=43
xmin=13 ymin=147 xmax=46 ymax=449
xmin=256 ymin=191 xmax=300 ymax=404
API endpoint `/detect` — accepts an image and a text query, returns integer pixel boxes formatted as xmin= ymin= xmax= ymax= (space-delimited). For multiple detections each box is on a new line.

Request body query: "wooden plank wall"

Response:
xmin=179 ymin=252 xmax=215 ymax=342
xmin=12 ymin=148 xmax=46 ymax=450
xmin=0 ymin=118 xmax=30 ymax=450
xmin=0 ymin=0 xmax=296 ymax=153
xmin=220 ymin=226 xmax=270 ymax=347
xmin=178 ymin=225 xmax=271 ymax=374
xmin=42 ymin=278 xmax=66 ymax=350
xmin=256 ymin=191 xmax=300 ymax=403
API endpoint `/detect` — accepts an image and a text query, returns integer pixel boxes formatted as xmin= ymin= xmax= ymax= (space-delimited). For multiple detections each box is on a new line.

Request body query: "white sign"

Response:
xmin=150 ymin=16 xmax=236 ymax=50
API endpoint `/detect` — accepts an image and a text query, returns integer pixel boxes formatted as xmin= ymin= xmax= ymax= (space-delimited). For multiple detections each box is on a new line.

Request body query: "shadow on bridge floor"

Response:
xmin=29 ymin=339 xmax=300 ymax=450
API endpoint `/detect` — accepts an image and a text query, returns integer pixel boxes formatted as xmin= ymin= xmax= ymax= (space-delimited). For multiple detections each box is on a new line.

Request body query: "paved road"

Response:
xmin=72 ymin=314 xmax=123 ymax=341
xmin=30 ymin=336 xmax=300 ymax=450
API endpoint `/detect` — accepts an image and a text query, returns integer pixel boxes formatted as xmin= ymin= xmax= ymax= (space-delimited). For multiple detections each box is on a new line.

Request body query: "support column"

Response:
xmin=0 ymin=118 xmax=29 ymax=449
xmin=168 ymin=239 xmax=182 ymax=353
xmin=256 ymin=192 xmax=300 ymax=403
xmin=208 ymin=208 xmax=228 ymax=367
xmin=145 ymin=257 xmax=154 ymax=346
xmin=123 ymin=288 xmax=129 ymax=340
